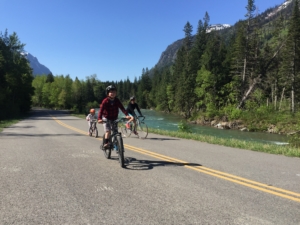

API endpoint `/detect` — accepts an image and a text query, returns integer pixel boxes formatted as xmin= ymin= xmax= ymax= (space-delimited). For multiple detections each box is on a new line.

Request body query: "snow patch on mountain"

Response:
xmin=265 ymin=0 xmax=293 ymax=19
xmin=207 ymin=24 xmax=231 ymax=33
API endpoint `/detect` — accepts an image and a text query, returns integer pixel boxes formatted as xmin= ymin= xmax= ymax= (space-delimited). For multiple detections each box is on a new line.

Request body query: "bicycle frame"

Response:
xmin=100 ymin=118 xmax=127 ymax=168
xmin=89 ymin=119 xmax=98 ymax=138
xmin=120 ymin=115 xmax=148 ymax=139
xmin=89 ymin=119 xmax=97 ymax=130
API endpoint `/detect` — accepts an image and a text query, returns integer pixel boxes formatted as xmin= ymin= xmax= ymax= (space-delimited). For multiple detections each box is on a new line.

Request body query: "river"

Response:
xmin=139 ymin=109 xmax=289 ymax=145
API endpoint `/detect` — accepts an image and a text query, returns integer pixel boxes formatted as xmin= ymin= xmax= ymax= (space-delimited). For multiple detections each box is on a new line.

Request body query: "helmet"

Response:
xmin=106 ymin=85 xmax=117 ymax=95
xmin=130 ymin=96 xmax=135 ymax=101
xmin=90 ymin=109 xmax=95 ymax=113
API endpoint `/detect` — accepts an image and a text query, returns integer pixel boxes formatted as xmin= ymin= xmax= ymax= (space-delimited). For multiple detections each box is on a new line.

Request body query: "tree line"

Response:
xmin=146 ymin=0 xmax=300 ymax=121
xmin=3 ymin=0 xmax=300 ymax=123
xmin=0 ymin=30 xmax=34 ymax=120
xmin=31 ymin=73 xmax=148 ymax=114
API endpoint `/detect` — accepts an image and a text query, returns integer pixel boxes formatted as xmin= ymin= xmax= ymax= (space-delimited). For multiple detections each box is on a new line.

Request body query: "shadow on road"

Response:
xmin=145 ymin=137 xmax=180 ymax=141
xmin=0 ymin=133 xmax=84 ymax=137
xmin=24 ymin=108 xmax=82 ymax=121
xmin=123 ymin=157 xmax=201 ymax=170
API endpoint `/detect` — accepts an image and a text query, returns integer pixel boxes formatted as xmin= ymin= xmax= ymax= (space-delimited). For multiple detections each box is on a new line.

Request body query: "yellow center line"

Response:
xmin=51 ymin=116 xmax=300 ymax=203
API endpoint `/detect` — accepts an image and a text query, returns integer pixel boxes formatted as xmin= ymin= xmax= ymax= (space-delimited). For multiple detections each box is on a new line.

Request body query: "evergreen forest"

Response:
xmin=2 ymin=0 xmax=300 ymax=137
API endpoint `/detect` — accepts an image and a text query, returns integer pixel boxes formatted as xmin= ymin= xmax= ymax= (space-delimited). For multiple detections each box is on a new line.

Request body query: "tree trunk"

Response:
xmin=279 ymin=87 xmax=285 ymax=111
xmin=237 ymin=75 xmax=261 ymax=109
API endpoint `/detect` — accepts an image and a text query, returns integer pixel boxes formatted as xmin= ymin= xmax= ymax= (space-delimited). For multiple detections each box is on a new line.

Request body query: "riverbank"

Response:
xmin=148 ymin=128 xmax=300 ymax=158
xmin=188 ymin=110 xmax=300 ymax=136
xmin=70 ymin=113 xmax=300 ymax=158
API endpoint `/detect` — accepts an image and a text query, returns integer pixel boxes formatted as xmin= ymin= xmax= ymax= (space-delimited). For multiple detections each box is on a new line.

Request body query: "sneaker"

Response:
xmin=133 ymin=131 xmax=138 ymax=135
xmin=103 ymin=142 xmax=111 ymax=149
xmin=126 ymin=123 xmax=130 ymax=129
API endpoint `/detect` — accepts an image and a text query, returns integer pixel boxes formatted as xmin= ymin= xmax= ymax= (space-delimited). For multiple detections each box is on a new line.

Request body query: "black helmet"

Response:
xmin=130 ymin=96 xmax=135 ymax=101
xmin=106 ymin=85 xmax=117 ymax=95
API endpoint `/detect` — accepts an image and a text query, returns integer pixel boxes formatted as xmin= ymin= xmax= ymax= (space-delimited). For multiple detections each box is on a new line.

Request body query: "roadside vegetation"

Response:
xmin=2 ymin=1 xmax=300 ymax=154
xmin=148 ymin=128 xmax=300 ymax=158
xmin=71 ymin=113 xmax=300 ymax=158
xmin=0 ymin=115 xmax=28 ymax=132
xmin=0 ymin=119 xmax=19 ymax=132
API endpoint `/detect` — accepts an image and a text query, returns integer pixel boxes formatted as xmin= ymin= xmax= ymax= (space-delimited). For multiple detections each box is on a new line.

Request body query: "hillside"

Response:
xmin=154 ymin=0 xmax=294 ymax=71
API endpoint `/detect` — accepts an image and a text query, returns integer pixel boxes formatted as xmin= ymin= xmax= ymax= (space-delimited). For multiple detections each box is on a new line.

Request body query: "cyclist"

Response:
xmin=126 ymin=96 xmax=143 ymax=135
xmin=86 ymin=108 xmax=97 ymax=135
xmin=98 ymin=85 xmax=131 ymax=148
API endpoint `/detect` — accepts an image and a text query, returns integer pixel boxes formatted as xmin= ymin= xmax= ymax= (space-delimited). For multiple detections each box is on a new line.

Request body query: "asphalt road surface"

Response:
xmin=1 ymin=109 xmax=300 ymax=225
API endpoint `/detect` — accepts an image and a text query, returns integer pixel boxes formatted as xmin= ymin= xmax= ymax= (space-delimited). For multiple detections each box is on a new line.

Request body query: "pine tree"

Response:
xmin=280 ymin=0 xmax=300 ymax=113
xmin=173 ymin=22 xmax=198 ymax=118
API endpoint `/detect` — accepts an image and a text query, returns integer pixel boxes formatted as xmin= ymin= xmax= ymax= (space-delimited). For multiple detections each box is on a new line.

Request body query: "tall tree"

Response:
xmin=280 ymin=0 xmax=300 ymax=113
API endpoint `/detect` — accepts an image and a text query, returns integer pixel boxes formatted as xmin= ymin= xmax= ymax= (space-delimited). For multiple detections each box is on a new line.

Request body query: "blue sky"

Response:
xmin=1 ymin=0 xmax=285 ymax=82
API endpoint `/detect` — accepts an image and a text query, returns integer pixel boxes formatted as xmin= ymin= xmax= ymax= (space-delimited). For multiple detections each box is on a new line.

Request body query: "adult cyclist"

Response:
xmin=126 ymin=96 xmax=143 ymax=135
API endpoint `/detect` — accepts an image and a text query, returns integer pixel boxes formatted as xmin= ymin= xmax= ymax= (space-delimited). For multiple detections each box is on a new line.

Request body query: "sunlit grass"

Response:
xmin=148 ymin=128 xmax=300 ymax=158
xmin=71 ymin=113 xmax=300 ymax=158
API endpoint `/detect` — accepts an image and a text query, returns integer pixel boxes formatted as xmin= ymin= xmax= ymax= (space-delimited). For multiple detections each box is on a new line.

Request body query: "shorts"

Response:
xmin=102 ymin=117 xmax=117 ymax=133
xmin=128 ymin=113 xmax=136 ymax=118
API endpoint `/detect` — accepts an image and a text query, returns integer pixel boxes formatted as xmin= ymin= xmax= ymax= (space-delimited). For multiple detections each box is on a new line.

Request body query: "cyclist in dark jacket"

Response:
xmin=126 ymin=96 xmax=143 ymax=135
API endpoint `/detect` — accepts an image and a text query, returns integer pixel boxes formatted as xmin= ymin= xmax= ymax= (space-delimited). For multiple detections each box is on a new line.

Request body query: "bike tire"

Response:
xmin=89 ymin=128 xmax=92 ymax=136
xmin=102 ymin=134 xmax=111 ymax=159
xmin=116 ymin=135 xmax=125 ymax=168
xmin=120 ymin=123 xmax=131 ymax=138
xmin=95 ymin=128 xmax=98 ymax=138
xmin=136 ymin=122 xmax=148 ymax=139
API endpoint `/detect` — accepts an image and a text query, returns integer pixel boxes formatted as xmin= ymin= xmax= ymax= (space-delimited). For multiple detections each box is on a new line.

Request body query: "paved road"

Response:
xmin=1 ymin=109 xmax=300 ymax=225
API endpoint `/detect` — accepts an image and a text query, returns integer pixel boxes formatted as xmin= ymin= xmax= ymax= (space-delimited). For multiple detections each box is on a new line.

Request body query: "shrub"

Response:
xmin=178 ymin=120 xmax=192 ymax=133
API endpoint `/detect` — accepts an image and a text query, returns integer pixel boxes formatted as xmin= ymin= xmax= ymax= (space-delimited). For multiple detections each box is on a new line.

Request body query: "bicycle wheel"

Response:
xmin=101 ymin=134 xmax=111 ymax=159
xmin=120 ymin=123 xmax=131 ymax=138
xmin=95 ymin=127 xmax=98 ymax=138
xmin=136 ymin=122 xmax=148 ymax=139
xmin=116 ymin=135 xmax=125 ymax=168
xmin=89 ymin=128 xmax=92 ymax=136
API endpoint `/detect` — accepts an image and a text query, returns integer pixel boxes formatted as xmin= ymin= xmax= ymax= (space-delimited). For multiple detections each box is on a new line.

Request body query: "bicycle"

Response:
xmin=100 ymin=118 xmax=127 ymax=168
xmin=120 ymin=115 xmax=148 ymax=139
xmin=89 ymin=119 xmax=98 ymax=138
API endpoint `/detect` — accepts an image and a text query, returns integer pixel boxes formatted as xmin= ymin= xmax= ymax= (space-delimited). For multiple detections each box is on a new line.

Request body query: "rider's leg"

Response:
xmin=126 ymin=115 xmax=134 ymax=129
xmin=133 ymin=118 xmax=138 ymax=135
xmin=103 ymin=121 xmax=111 ymax=148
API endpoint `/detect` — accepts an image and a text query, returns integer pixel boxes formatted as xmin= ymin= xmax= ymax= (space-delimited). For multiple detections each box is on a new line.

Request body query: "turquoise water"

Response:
xmin=140 ymin=109 xmax=289 ymax=145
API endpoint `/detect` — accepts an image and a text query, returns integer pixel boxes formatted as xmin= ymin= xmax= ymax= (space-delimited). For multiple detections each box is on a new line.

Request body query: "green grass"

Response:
xmin=0 ymin=118 xmax=23 ymax=132
xmin=148 ymin=128 xmax=300 ymax=158
xmin=71 ymin=113 xmax=300 ymax=158
xmin=71 ymin=113 xmax=86 ymax=119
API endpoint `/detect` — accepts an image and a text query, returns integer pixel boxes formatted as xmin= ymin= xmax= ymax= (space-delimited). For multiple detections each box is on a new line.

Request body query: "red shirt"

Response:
xmin=98 ymin=97 xmax=128 ymax=121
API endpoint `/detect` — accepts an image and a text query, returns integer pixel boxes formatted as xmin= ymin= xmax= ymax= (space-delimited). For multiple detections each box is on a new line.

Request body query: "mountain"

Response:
xmin=21 ymin=52 xmax=52 ymax=76
xmin=154 ymin=0 xmax=293 ymax=71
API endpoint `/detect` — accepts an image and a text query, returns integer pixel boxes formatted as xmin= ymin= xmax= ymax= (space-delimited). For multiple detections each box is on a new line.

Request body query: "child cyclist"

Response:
xmin=86 ymin=108 xmax=97 ymax=135
xmin=126 ymin=96 xmax=143 ymax=135
xmin=98 ymin=85 xmax=131 ymax=148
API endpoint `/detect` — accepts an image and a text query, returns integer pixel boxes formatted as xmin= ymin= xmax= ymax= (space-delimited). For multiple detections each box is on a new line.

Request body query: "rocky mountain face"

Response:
xmin=21 ymin=52 xmax=52 ymax=76
xmin=155 ymin=39 xmax=184 ymax=69
xmin=154 ymin=24 xmax=229 ymax=70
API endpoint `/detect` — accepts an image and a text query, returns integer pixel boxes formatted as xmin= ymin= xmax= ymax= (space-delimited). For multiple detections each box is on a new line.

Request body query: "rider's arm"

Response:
xmin=117 ymin=99 xmax=129 ymax=118
xmin=98 ymin=100 xmax=105 ymax=123
xmin=136 ymin=103 xmax=142 ymax=116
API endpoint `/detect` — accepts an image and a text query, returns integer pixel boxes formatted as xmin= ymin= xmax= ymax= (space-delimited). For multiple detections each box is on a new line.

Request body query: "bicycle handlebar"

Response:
xmin=99 ymin=117 xmax=128 ymax=124
xmin=137 ymin=115 xmax=145 ymax=121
